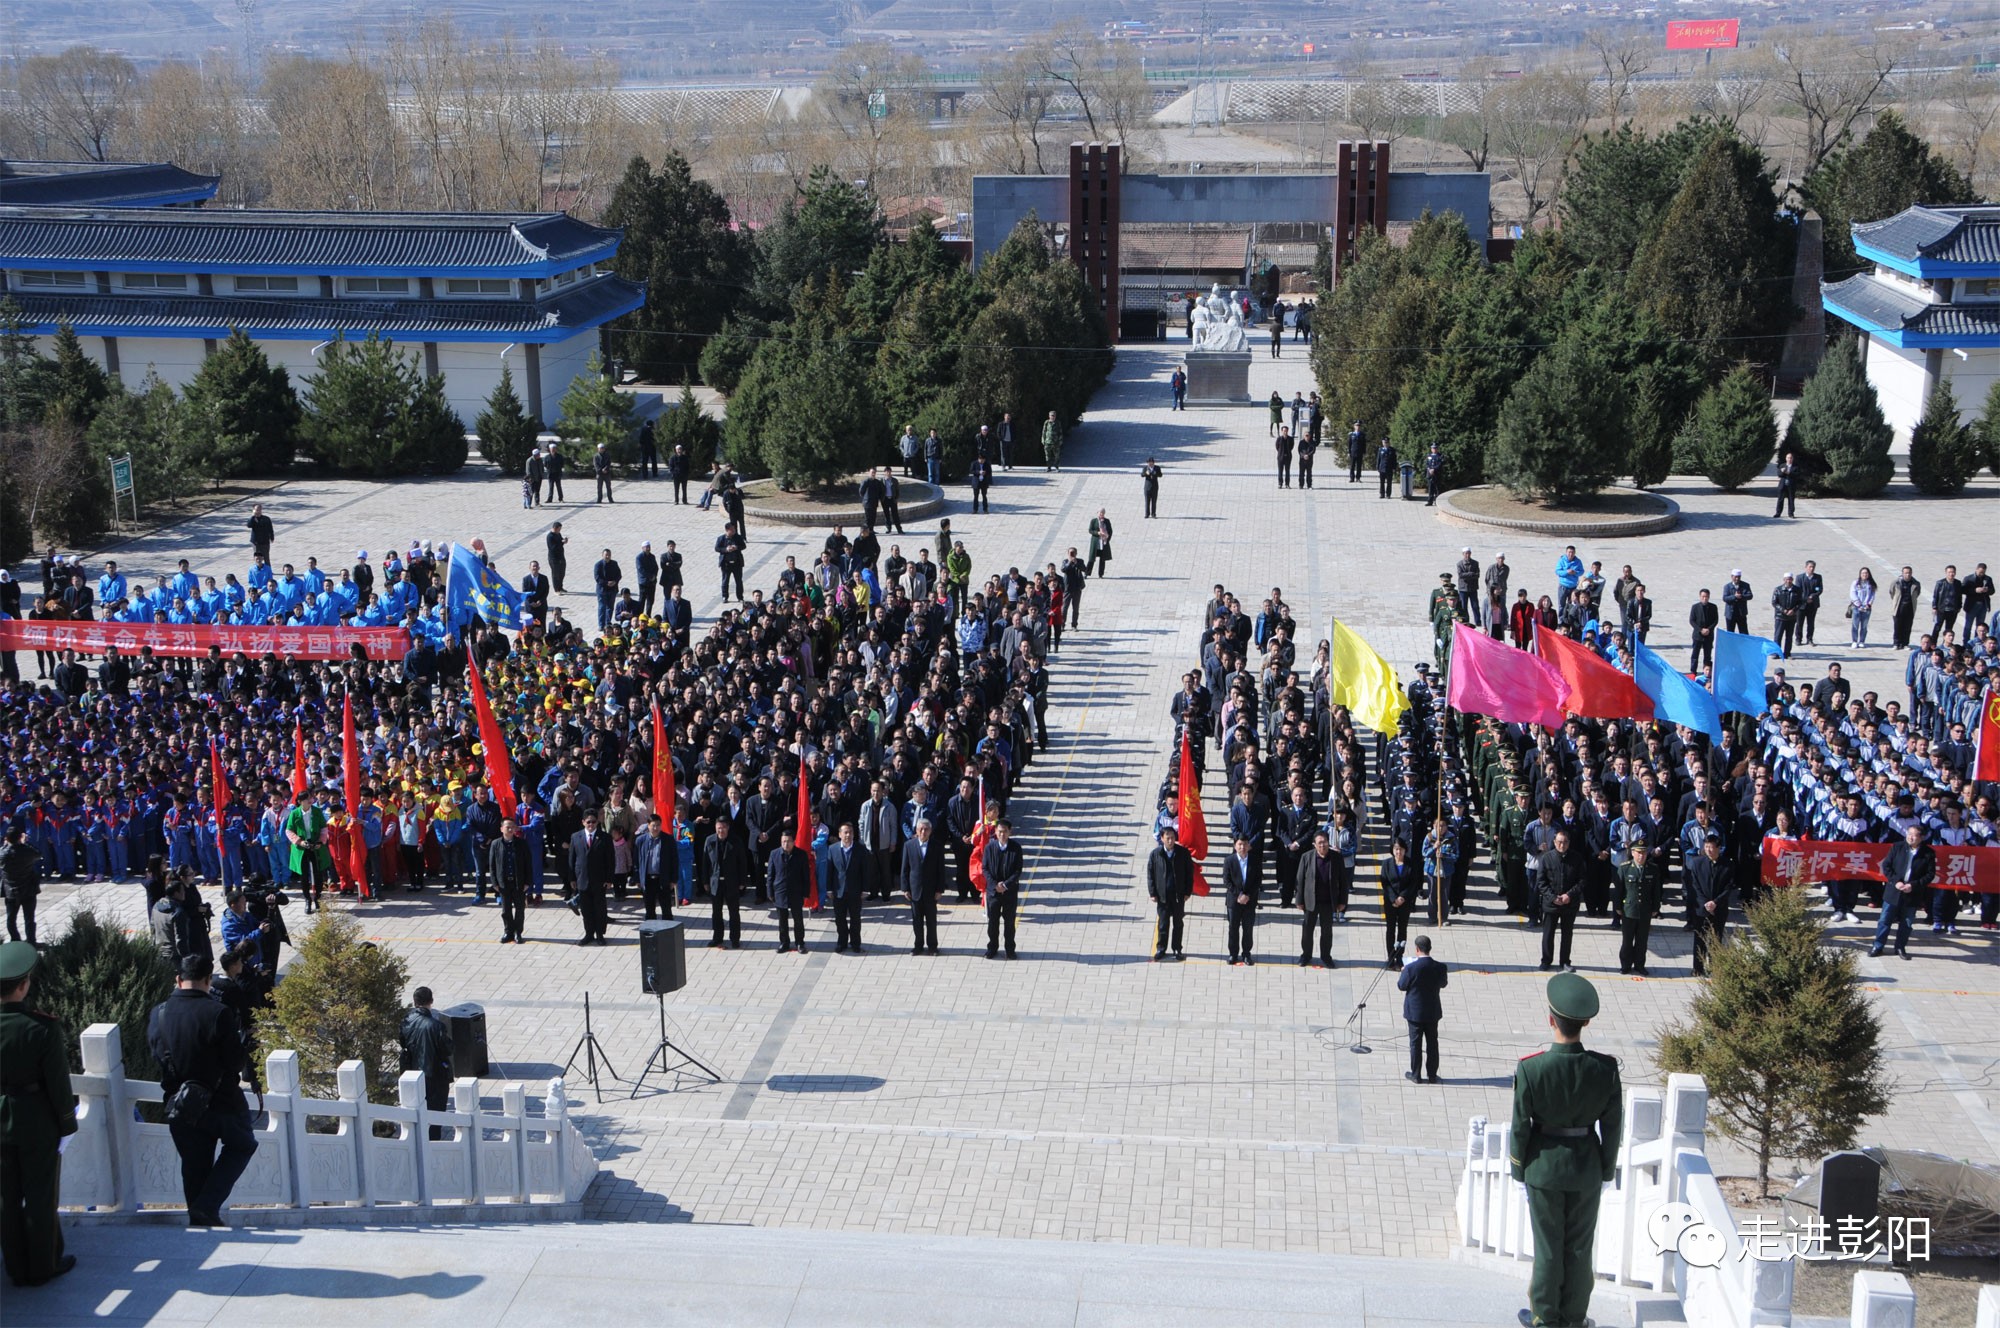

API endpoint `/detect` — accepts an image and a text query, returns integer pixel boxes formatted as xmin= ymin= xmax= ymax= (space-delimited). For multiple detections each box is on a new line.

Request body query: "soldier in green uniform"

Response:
xmin=1495 ymin=787 xmax=1532 ymax=914
xmin=0 ymin=942 xmax=78 ymax=1287
xmin=1428 ymin=574 xmax=1462 ymax=671
xmin=1616 ymin=840 xmax=1665 ymax=976
xmin=1512 ymin=972 xmax=1621 ymax=1328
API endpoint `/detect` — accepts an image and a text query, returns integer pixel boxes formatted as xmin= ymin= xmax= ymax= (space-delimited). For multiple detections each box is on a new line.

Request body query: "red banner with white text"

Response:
xmin=0 ymin=619 xmax=410 ymax=661
xmin=1666 ymin=19 xmax=1740 ymax=50
xmin=1761 ymin=838 xmax=2000 ymax=893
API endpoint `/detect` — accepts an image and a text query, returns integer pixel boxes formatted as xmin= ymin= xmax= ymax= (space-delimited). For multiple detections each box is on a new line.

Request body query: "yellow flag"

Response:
xmin=1329 ymin=619 xmax=1408 ymax=735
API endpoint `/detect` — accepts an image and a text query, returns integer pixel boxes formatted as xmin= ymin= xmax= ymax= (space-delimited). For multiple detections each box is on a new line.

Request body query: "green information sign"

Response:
xmin=110 ymin=455 xmax=134 ymax=494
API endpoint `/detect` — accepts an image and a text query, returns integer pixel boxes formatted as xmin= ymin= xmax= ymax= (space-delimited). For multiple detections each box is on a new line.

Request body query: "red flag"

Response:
xmin=290 ymin=719 xmax=310 ymax=800
xmin=1176 ymin=727 xmax=1210 ymax=893
xmin=210 ymin=738 xmax=230 ymax=869
xmin=466 ymin=662 xmax=518 ymax=821
xmin=795 ymin=753 xmax=818 ymax=909
xmin=1534 ymin=626 xmax=1655 ymax=721
xmin=969 ymin=776 xmax=992 ymax=898
xmin=1977 ymin=688 xmax=2000 ymax=783
xmin=652 ymin=704 xmax=678 ymax=833
xmin=341 ymin=692 xmax=369 ymax=896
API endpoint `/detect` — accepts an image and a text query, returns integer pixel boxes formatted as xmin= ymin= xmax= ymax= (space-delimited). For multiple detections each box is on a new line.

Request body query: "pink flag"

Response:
xmin=1446 ymin=623 xmax=1568 ymax=728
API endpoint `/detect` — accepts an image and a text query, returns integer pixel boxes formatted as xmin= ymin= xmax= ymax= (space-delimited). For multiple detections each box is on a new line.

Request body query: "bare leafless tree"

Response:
xmin=976 ymin=45 xmax=1058 ymax=175
xmin=133 ymin=63 xmax=258 ymax=205
xmin=19 ymin=47 xmax=139 ymax=161
xmin=1773 ymin=36 xmax=1900 ymax=179
xmin=1487 ymin=70 xmax=1592 ymax=226
xmin=1587 ymin=29 xmax=1652 ymax=124
xmin=1942 ymin=62 xmax=2000 ymax=191
xmin=263 ymin=56 xmax=407 ymax=210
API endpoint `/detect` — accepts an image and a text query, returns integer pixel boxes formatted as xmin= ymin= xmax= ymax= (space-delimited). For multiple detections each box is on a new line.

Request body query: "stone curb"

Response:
xmin=1435 ymin=486 xmax=1681 ymax=538
xmin=62 ymin=1201 xmax=583 ymax=1228
xmin=740 ymin=480 xmax=948 ymax=527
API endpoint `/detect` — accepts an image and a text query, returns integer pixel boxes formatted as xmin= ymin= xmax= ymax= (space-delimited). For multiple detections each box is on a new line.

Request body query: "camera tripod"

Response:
xmin=561 ymin=991 xmax=620 ymax=1103
xmin=629 ymin=993 xmax=720 ymax=1097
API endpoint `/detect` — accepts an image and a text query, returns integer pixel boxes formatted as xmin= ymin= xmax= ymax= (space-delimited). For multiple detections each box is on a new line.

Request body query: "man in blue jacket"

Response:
xmin=1395 ymin=935 xmax=1449 ymax=1083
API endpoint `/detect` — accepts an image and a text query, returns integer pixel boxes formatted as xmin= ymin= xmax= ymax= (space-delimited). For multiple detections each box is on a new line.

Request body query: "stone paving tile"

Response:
xmin=28 ymin=341 xmax=2000 ymax=1260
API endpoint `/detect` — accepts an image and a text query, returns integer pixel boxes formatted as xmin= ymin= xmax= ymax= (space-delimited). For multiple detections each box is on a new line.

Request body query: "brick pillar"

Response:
xmin=1331 ymin=140 xmax=1392 ymax=284
xmin=1068 ymin=141 xmax=1121 ymax=341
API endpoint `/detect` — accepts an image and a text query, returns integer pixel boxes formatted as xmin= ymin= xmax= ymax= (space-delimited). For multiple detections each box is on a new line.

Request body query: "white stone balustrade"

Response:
xmin=57 ymin=1023 xmax=597 ymax=1220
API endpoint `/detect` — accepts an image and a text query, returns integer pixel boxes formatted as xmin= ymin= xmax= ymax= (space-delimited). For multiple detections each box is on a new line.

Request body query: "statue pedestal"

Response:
xmin=1183 ymin=350 xmax=1252 ymax=404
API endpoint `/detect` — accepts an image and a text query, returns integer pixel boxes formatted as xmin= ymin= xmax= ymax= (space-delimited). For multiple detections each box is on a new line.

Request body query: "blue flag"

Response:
xmin=447 ymin=542 xmax=525 ymax=630
xmin=1711 ymin=630 xmax=1783 ymax=717
xmin=1631 ymin=638 xmax=1724 ymax=740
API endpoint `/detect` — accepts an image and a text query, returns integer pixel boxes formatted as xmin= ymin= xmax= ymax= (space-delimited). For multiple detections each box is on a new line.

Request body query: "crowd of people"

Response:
xmin=1437 ymin=543 xmax=2000 ymax=974
xmin=0 ymin=506 xmax=1087 ymax=965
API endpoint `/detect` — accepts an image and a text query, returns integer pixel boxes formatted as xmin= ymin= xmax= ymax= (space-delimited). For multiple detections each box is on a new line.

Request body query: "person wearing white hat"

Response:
xmin=634 ymin=540 xmax=659 ymax=617
xmin=1722 ymin=568 xmax=1752 ymax=635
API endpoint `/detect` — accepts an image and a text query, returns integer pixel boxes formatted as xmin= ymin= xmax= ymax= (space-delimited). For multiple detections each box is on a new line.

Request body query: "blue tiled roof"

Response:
xmin=7 ymin=275 xmax=645 ymax=346
xmin=1851 ymin=205 xmax=2000 ymax=275
xmin=1822 ymin=272 xmax=2000 ymax=347
xmin=0 ymin=205 xmax=621 ymax=278
xmin=0 ymin=160 xmax=220 ymax=208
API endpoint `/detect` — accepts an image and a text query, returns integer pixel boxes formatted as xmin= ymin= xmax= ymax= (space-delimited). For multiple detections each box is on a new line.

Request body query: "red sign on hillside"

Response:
xmin=1666 ymin=19 xmax=1741 ymax=50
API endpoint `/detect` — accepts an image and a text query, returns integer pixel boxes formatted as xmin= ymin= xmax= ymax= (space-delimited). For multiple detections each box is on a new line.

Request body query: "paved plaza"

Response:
xmin=19 ymin=343 xmax=2000 ymax=1314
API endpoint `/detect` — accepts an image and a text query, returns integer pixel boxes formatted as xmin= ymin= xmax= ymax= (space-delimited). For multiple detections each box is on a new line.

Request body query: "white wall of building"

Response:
xmin=534 ymin=332 xmax=601 ymax=426
xmin=35 ymin=329 xmax=605 ymax=438
xmin=1942 ymin=346 xmax=2000 ymax=429
xmin=1866 ymin=336 xmax=2000 ymax=441
xmin=1867 ymin=339 xmax=1931 ymax=441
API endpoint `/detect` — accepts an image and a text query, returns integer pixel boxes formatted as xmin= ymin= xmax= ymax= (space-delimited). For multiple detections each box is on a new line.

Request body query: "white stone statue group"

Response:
xmin=1190 ymin=284 xmax=1250 ymax=354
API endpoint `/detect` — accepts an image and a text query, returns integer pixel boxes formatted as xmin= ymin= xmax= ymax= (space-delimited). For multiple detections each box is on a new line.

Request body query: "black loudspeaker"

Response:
xmin=637 ymin=919 xmax=687 ymax=995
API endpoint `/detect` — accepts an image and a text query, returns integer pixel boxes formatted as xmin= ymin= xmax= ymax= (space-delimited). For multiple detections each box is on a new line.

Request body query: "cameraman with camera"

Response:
xmin=149 ymin=873 xmax=212 ymax=970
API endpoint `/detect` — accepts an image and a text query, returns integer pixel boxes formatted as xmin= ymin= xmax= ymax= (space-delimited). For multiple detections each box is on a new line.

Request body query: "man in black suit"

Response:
xmin=544 ymin=447 xmax=565 ymax=503
xmin=703 ymin=818 xmax=748 ymax=948
xmin=568 ymin=810 xmax=614 ymax=944
xmin=1872 ymin=823 xmax=1933 ymax=959
xmin=520 ymin=561 xmax=551 ymax=629
xmin=545 ymin=522 xmax=568 ymax=593
xmin=743 ymin=776 xmax=783 ymax=902
xmin=488 ymin=817 xmax=533 ymax=943
xmin=901 ymin=819 xmax=944 ymax=955
xmin=1146 ymin=826 xmax=1194 ymax=961
xmin=981 ymin=818 xmax=1025 ymax=959
xmin=1295 ymin=829 xmax=1342 ymax=969
xmin=1536 ymin=829 xmax=1585 ymax=972
xmin=1221 ymin=833 xmax=1259 ymax=965
xmin=1395 ymin=936 xmax=1449 ymax=1083
xmin=1687 ymin=589 xmax=1719 ymax=674
xmin=1381 ymin=838 xmax=1422 ymax=969
xmin=592 ymin=443 xmax=615 ymax=503
xmin=1684 ymin=832 xmax=1733 ymax=976
xmin=246 ymin=503 xmax=275 ymax=562
xmin=767 ymin=830 xmax=811 ymax=954
xmin=825 ymin=823 xmax=865 ymax=953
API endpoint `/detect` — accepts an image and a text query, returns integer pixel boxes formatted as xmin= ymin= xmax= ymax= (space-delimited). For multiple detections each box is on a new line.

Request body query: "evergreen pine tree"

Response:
xmin=1906 ymin=377 xmax=1981 ymax=494
xmin=1683 ymin=365 xmax=1779 ymax=490
xmin=1785 ymin=337 xmax=1894 ymax=496
xmin=475 ymin=364 xmax=540 ymax=475
xmin=1803 ymin=110 xmax=1979 ymax=279
xmin=1656 ymin=888 xmax=1890 ymax=1195
xmin=696 ymin=317 xmax=760 ymax=395
xmin=657 ymin=379 xmax=723 ymax=473
xmin=1971 ymin=377 xmax=2000 ymax=479
xmin=33 ymin=909 xmax=175 ymax=1077
xmin=553 ymin=351 xmax=638 ymax=471
xmin=400 ymin=373 xmax=467 ymax=474
xmin=31 ymin=422 xmax=112 ymax=544
xmin=43 ymin=324 xmax=109 ymax=430
xmin=1630 ymin=132 xmax=1796 ymax=374
xmin=1625 ymin=366 xmax=1676 ymax=489
xmin=183 ymin=329 xmax=302 ymax=474
xmin=260 ymin=911 xmax=410 ymax=1100
xmin=1488 ymin=329 xmax=1628 ymax=501
xmin=300 ymin=333 xmax=417 ymax=475
xmin=87 ymin=374 xmax=214 ymax=512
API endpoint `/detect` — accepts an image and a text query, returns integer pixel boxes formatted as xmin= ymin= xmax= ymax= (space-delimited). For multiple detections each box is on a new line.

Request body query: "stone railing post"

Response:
xmin=267 ymin=1049 xmax=307 ymax=1210
xmin=337 ymin=1060 xmax=370 ymax=1209
xmin=80 ymin=1023 xmax=132 ymax=1213
xmin=398 ymin=1071 xmax=429 ymax=1206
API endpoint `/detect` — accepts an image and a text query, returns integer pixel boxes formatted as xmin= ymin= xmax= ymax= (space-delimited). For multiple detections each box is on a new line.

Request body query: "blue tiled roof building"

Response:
xmin=1821 ymin=204 xmax=2000 ymax=440
xmin=1 ymin=172 xmax=644 ymax=429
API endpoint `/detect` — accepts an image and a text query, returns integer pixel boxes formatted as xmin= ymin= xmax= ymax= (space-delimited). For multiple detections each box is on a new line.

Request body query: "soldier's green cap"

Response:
xmin=1547 ymin=971 xmax=1599 ymax=1021
xmin=0 ymin=941 xmax=38 ymax=984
